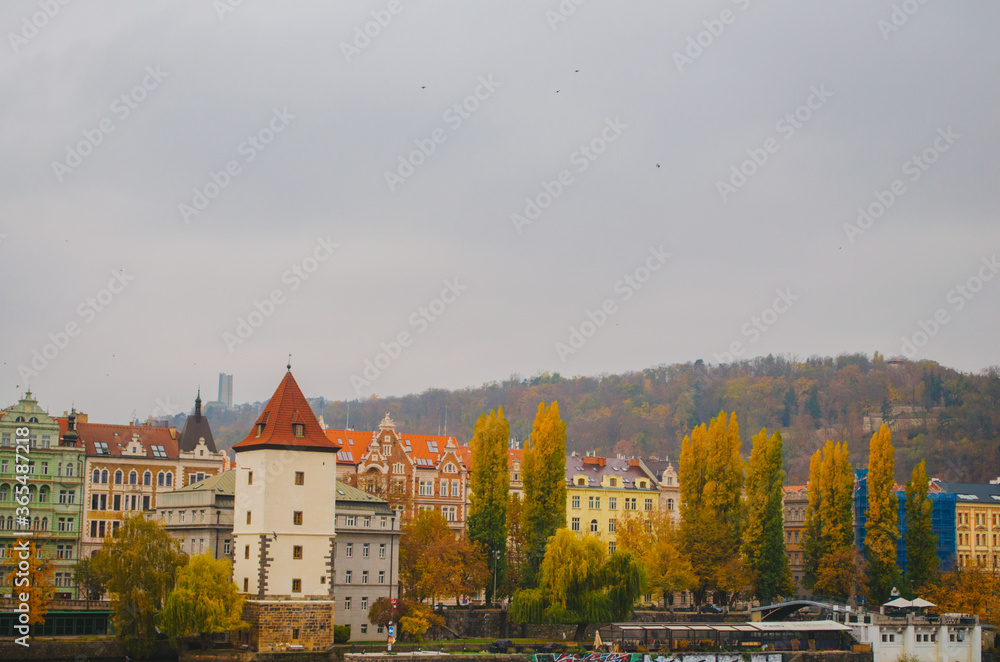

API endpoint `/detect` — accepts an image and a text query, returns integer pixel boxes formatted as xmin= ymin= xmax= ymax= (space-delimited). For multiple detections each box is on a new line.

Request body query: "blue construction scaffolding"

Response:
xmin=854 ymin=468 xmax=957 ymax=574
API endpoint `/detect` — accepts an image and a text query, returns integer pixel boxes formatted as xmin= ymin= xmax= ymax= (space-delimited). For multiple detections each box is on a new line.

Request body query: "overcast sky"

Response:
xmin=2 ymin=0 xmax=998 ymax=423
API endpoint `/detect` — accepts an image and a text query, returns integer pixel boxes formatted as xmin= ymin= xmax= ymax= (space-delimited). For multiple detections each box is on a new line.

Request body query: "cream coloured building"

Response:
xmin=231 ymin=368 xmax=341 ymax=653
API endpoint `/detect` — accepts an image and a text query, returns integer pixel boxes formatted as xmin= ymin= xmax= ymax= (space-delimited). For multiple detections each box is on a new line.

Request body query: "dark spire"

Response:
xmin=195 ymin=389 xmax=202 ymax=418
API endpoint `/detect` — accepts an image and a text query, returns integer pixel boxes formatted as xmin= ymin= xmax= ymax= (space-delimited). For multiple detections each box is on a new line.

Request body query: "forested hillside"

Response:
xmin=190 ymin=353 xmax=1000 ymax=485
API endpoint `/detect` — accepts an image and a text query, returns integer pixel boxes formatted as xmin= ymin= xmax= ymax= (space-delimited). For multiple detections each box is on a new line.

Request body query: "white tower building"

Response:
xmin=231 ymin=367 xmax=340 ymax=652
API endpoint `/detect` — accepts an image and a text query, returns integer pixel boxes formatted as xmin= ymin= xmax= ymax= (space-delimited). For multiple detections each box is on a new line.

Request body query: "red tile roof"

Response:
xmin=324 ymin=429 xmax=373 ymax=464
xmin=507 ymin=448 xmax=523 ymax=468
xmin=232 ymin=371 xmax=340 ymax=454
xmin=65 ymin=419 xmax=180 ymax=458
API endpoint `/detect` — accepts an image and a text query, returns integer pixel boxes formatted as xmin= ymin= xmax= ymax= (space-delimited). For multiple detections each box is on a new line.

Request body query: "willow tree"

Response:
xmin=742 ymin=428 xmax=794 ymax=603
xmin=522 ymin=401 xmax=567 ymax=585
xmin=159 ymin=554 xmax=247 ymax=649
xmin=93 ymin=514 xmax=186 ymax=660
xmin=467 ymin=407 xmax=510 ymax=602
xmin=509 ymin=529 xmax=645 ymax=640
xmin=865 ymin=425 xmax=900 ymax=604
xmin=904 ymin=460 xmax=938 ymax=596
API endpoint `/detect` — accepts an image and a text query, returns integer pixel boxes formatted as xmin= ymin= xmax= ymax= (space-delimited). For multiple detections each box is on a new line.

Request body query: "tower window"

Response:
xmin=293 ymin=424 xmax=305 ymax=437
xmin=295 ymin=471 xmax=304 ymax=485
xmin=293 ymin=511 xmax=303 ymax=525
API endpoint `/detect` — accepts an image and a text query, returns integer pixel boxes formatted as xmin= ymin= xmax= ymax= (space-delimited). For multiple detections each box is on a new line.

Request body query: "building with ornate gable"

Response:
xmin=231 ymin=368 xmax=340 ymax=652
xmin=73 ymin=393 xmax=229 ymax=559
xmin=325 ymin=414 xmax=471 ymax=533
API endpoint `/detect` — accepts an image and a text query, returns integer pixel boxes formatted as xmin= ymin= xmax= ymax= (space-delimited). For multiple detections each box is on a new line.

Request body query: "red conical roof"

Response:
xmin=232 ymin=371 xmax=340 ymax=454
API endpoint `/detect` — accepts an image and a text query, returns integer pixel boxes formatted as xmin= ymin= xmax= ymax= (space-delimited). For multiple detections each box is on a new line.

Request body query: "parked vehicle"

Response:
xmin=699 ymin=603 xmax=724 ymax=614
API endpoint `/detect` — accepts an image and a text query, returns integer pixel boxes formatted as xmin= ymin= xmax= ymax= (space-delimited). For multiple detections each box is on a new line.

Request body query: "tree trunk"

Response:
xmin=574 ymin=622 xmax=587 ymax=642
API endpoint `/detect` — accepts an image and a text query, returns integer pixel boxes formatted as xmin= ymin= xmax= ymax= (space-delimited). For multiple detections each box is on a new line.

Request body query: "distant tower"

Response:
xmin=231 ymin=368 xmax=340 ymax=652
xmin=218 ymin=373 xmax=233 ymax=409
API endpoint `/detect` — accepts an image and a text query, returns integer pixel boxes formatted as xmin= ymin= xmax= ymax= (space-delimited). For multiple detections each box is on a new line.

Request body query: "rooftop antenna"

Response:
xmin=444 ymin=405 xmax=448 ymax=437
xmin=346 ymin=401 xmax=350 ymax=430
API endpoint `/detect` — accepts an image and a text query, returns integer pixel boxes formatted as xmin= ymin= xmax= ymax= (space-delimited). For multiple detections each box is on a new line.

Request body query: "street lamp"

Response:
xmin=492 ymin=550 xmax=501 ymax=604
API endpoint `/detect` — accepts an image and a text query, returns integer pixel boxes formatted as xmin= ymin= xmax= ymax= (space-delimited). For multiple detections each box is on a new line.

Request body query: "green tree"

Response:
xmin=467 ymin=407 xmax=510 ymax=602
xmin=508 ymin=529 xmax=645 ymax=640
xmin=865 ymin=425 xmax=900 ymax=604
xmin=2 ymin=542 xmax=55 ymax=625
xmin=158 ymin=554 xmax=247 ymax=649
xmin=74 ymin=555 xmax=110 ymax=601
xmin=92 ymin=514 xmax=186 ymax=659
xmin=503 ymin=493 xmax=529 ymax=595
xmin=522 ymin=401 xmax=567 ymax=586
xmin=903 ymin=460 xmax=938 ymax=595
xmin=742 ymin=428 xmax=794 ymax=603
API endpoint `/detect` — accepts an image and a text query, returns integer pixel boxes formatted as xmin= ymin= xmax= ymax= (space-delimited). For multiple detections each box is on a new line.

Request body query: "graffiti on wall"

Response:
xmin=532 ymin=654 xmax=783 ymax=662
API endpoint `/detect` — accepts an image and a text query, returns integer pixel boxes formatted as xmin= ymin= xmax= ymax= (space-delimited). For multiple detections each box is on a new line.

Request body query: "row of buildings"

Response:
xmin=2 ymin=372 xmax=998 ymax=646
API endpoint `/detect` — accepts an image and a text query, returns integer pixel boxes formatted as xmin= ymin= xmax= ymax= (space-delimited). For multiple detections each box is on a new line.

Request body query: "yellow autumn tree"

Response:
xmin=865 ymin=425 xmax=900 ymax=603
xmin=679 ymin=411 xmax=743 ymax=604
xmin=158 ymin=554 xmax=247 ymax=649
xmin=802 ymin=440 xmax=855 ymax=597
xmin=616 ymin=509 xmax=695 ymax=606
xmin=522 ymin=401 xmax=567 ymax=585
xmin=2 ymin=541 xmax=55 ymax=625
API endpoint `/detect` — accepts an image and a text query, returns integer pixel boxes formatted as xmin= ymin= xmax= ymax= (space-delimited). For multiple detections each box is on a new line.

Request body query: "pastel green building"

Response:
xmin=0 ymin=392 xmax=85 ymax=599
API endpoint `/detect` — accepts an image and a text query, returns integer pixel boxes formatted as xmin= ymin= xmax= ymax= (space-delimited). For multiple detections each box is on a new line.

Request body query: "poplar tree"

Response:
xmin=803 ymin=440 xmax=855 ymax=594
xmin=904 ymin=460 xmax=938 ymax=595
xmin=522 ymin=401 xmax=567 ymax=586
xmin=865 ymin=424 xmax=900 ymax=604
xmin=679 ymin=411 xmax=744 ymax=603
xmin=743 ymin=428 xmax=794 ymax=603
xmin=467 ymin=407 xmax=510 ymax=602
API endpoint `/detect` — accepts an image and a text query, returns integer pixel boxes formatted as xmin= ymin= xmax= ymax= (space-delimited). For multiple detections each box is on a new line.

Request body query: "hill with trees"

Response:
xmin=184 ymin=353 xmax=1000 ymax=485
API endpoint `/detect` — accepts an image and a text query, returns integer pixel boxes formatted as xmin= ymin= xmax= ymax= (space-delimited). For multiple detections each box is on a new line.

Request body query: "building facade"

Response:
xmin=232 ymin=368 xmax=340 ymax=652
xmin=782 ymin=485 xmax=809 ymax=596
xmin=0 ymin=392 xmax=86 ymax=599
xmin=153 ymin=470 xmax=235 ymax=560
xmin=332 ymin=481 xmax=400 ymax=641
xmin=74 ymin=396 xmax=229 ymax=559
xmin=935 ymin=480 xmax=997 ymax=569
xmin=564 ymin=453 xmax=661 ymax=555
xmin=326 ymin=415 xmax=471 ymax=534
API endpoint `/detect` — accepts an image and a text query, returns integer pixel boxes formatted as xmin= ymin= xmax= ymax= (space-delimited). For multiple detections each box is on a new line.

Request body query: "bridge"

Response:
xmin=752 ymin=599 xmax=857 ymax=622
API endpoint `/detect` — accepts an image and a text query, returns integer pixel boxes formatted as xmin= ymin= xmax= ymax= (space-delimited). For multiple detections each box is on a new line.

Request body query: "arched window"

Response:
xmin=41 ymin=517 xmax=47 ymax=531
xmin=93 ymin=469 xmax=101 ymax=483
xmin=165 ymin=472 xmax=173 ymax=486
xmin=32 ymin=516 xmax=40 ymax=531
xmin=39 ymin=487 xmax=49 ymax=503
xmin=157 ymin=472 xmax=165 ymax=486
xmin=590 ymin=519 xmax=599 ymax=533
xmin=0 ymin=485 xmax=7 ymax=501
xmin=66 ymin=463 xmax=74 ymax=477
xmin=101 ymin=469 xmax=109 ymax=484
xmin=129 ymin=470 xmax=138 ymax=485
xmin=5 ymin=516 xmax=12 ymax=530
xmin=28 ymin=417 xmax=38 ymax=423
xmin=143 ymin=471 xmax=152 ymax=485
xmin=114 ymin=470 xmax=123 ymax=484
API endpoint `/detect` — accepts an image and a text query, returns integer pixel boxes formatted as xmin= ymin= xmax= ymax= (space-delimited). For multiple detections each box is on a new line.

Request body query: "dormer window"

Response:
xmin=610 ymin=478 xmax=617 ymax=487
xmin=293 ymin=424 xmax=305 ymax=438
xmin=256 ymin=423 xmax=265 ymax=437
xmin=577 ymin=478 xmax=585 ymax=486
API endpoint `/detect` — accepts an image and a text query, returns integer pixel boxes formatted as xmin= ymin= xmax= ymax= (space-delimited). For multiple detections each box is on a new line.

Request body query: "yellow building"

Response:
xmin=564 ymin=453 xmax=661 ymax=555
xmin=939 ymin=480 xmax=1000 ymax=569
